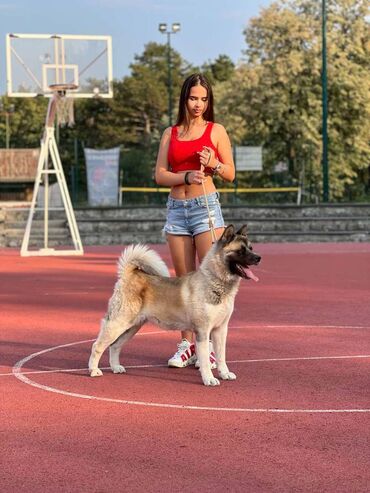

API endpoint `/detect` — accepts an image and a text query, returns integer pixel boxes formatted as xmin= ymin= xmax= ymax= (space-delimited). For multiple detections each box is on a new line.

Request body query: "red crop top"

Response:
xmin=167 ymin=122 xmax=220 ymax=174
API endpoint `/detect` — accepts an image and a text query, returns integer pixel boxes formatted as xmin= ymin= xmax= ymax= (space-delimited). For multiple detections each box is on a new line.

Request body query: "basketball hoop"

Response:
xmin=6 ymin=33 xmax=113 ymax=257
xmin=49 ymin=83 xmax=78 ymax=92
xmin=49 ymin=83 xmax=78 ymax=127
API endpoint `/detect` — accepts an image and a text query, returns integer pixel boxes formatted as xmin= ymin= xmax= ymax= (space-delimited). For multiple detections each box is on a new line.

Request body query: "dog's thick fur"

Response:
xmin=88 ymin=224 xmax=261 ymax=386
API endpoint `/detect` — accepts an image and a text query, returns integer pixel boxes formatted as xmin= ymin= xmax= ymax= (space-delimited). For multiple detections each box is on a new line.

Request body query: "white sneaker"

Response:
xmin=195 ymin=341 xmax=217 ymax=370
xmin=168 ymin=339 xmax=196 ymax=368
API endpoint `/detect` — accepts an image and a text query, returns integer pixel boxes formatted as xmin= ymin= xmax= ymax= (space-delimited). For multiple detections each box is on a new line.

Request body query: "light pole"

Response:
xmin=158 ymin=22 xmax=181 ymax=126
xmin=321 ymin=0 xmax=329 ymax=202
xmin=0 ymin=99 xmax=15 ymax=149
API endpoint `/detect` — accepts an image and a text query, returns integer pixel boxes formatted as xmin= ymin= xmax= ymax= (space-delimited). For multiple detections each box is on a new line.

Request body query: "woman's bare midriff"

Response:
xmin=169 ymin=174 xmax=216 ymax=199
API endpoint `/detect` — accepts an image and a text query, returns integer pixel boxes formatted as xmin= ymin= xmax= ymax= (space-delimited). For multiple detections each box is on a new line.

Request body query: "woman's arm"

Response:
xmin=209 ymin=123 xmax=235 ymax=183
xmin=155 ymin=128 xmax=205 ymax=186
xmin=155 ymin=128 xmax=186 ymax=186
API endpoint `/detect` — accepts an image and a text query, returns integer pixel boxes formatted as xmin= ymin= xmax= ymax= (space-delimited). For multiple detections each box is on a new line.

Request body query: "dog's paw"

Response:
xmin=219 ymin=371 xmax=237 ymax=381
xmin=202 ymin=376 xmax=220 ymax=386
xmin=111 ymin=365 xmax=126 ymax=374
xmin=90 ymin=368 xmax=103 ymax=377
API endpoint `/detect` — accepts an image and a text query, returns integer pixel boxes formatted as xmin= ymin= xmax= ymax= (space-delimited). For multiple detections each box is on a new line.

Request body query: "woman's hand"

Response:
xmin=197 ymin=146 xmax=216 ymax=169
xmin=185 ymin=170 xmax=205 ymax=185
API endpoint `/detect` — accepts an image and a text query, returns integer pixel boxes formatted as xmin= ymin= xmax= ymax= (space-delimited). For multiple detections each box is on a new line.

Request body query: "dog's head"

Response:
xmin=219 ymin=224 xmax=261 ymax=281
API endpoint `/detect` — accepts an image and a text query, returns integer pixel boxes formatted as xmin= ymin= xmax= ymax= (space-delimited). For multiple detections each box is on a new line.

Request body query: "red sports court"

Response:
xmin=1 ymin=241 xmax=369 ymax=492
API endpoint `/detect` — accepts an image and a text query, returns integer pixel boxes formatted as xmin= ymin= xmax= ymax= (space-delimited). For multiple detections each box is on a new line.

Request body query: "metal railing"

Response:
xmin=119 ymin=186 xmax=302 ymax=205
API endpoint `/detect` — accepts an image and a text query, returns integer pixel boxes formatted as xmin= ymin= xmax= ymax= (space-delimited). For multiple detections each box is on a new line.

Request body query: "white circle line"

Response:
xmin=233 ymin=324 xmax=370 ymax=330
xmin=3 ymin=353 xmax=370 ymax=378
xmin=11 ymin=337 xmax=370 ymax=414
xmin=231 ymin=354 xmax=370 ymax=363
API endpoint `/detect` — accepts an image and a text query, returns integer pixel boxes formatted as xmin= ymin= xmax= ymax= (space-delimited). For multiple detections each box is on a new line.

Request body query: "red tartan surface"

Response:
xmin=1 ymin=242 xmax=370 ymax=492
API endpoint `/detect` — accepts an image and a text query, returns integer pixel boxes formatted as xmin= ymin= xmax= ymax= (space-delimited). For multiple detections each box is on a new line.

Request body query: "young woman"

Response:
xmin=155 ymin=73 xmax=235 ymax=368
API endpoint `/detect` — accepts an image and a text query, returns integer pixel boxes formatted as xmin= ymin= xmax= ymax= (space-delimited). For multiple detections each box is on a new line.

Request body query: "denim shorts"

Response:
xmin=163 ymin=192 xmax=225 ymax=237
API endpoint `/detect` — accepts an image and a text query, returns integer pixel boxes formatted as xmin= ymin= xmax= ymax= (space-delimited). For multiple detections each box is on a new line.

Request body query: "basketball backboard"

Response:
xmin=6 ymin=34 xmax=113 ymax=98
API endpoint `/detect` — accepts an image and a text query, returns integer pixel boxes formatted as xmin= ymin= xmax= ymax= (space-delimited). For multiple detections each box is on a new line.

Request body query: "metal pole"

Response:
xmin=5 ymin=112 xmax=10 ymax=149
xmin=167 ymin=32 xmax=172 ymax=126
xmin=74 ymin=137 xmax=79 ymax=203
xmin=159 ymin=23 xmax=180 ymax=125
xmin=159 ymin=23 xmax=180 ymax=126
xmin=322 ymin=0 xmax=329 ymax=202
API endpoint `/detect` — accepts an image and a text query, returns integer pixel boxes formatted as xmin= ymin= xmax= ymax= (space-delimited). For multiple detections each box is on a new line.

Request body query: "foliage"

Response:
xmin=201 ymin=55 xmax=235 ymax=83
xmin=216 ymin=0 xmax=370 ymax=200
xmin=0 ymin=96 xmax=47 ymax=148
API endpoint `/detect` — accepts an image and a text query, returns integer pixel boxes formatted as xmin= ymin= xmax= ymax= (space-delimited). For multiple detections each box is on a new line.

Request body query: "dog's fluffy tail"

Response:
xmin=117 ymin=244 xmax=170 ymax=278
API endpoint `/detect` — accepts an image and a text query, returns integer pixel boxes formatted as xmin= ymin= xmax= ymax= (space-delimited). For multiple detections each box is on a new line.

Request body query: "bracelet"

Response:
xmin=184 ymin=171 xmax=191 ymax=185
xmin=213 ymin=160 xmax=222 ymax=175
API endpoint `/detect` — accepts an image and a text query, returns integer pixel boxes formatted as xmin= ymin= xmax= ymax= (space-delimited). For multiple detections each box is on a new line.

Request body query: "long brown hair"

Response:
xmin=175 ymin=73 xmax=214 ymax=130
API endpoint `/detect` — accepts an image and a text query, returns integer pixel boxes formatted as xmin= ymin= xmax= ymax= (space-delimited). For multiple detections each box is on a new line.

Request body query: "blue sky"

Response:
xmin=0 ymin=0 xmax=272 ymax=95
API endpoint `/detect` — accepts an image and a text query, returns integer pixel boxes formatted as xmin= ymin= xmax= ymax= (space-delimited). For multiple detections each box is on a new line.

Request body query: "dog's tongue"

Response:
xmin=245 ymin=267 xmax=259 ymax=282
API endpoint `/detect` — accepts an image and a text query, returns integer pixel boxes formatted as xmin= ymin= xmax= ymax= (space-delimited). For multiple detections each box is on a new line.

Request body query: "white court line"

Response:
xmin=11 ymin=330 xmax=370 ymax=414
xmin=231 ymin=354 xmax=370 ymax=363
xmin=233 ymin=324 xmax=370 ymax=330
xmin=2 ymin=354 xmax=370 ymax=377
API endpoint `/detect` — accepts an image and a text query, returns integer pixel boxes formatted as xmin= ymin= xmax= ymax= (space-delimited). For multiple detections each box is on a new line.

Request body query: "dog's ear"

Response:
xmin=236 ymin=225 xmax=248 ymax=237
xmin=221 ymin=224 xmax=235 ymax=244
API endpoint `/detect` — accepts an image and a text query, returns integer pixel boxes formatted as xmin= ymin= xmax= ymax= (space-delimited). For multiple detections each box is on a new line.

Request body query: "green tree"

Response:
xmin=116 ymin=42 xmax=193 ymax=147
xmin=72 ymin=42 xmax=193 ymax=149
xmin=202 ymin=54 xmax=235 ymax=83
xmin=0 ymin=96 xmax=47 ymax=148
xmin=217 ymin=0 xmax=370 ymax=200
xmin=66 ymin=43 xmax=194 ymax=198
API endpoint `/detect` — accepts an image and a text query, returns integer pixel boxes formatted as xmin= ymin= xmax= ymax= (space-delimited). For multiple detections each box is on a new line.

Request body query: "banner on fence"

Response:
xmin=84 ymin=147 xmax=120 ymax=206
xmin=0 ymin=149 xmax=40 ymax=181
xmin=274 ymin=161 xmax=289 ymax=173
xmin=234 ymin=146 xmax=263 ymax=171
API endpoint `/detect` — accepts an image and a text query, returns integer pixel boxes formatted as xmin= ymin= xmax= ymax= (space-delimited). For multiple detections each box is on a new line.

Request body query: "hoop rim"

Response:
xmin=48 ymin=83 xmax=79 ymax=92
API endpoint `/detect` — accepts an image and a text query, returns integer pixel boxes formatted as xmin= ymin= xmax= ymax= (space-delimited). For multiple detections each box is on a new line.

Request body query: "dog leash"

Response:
xmin=200 ymin=164 xmax=217 ymax=244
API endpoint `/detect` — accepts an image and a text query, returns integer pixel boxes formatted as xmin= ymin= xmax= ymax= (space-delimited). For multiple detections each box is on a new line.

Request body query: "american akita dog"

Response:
xmin=88 ymin=225 xmax=261 ymax=386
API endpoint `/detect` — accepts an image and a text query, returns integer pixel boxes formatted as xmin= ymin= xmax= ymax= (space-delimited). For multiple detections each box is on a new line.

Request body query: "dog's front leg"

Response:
xmin=195 ymin=332 xmax=220 ymax=386
xmin=212 ymin=321 xmax=236 ymax=381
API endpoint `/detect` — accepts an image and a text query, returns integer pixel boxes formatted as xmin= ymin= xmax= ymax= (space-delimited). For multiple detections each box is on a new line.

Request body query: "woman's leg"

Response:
xmin=194 ymin=227 xmax=225 ymax=262
xmin=167 ymin=234 xmax=196 ymax=343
